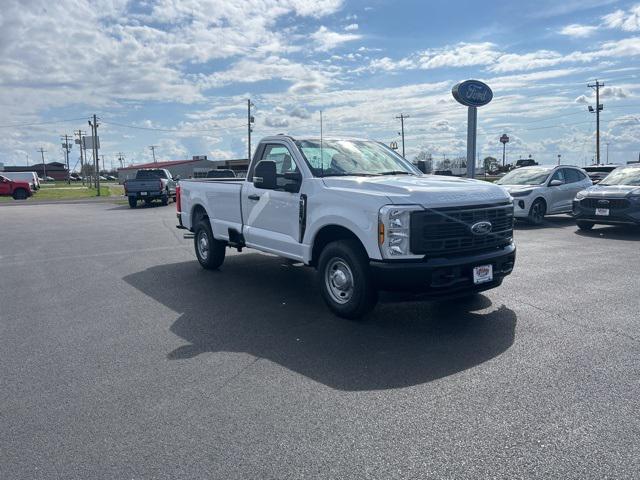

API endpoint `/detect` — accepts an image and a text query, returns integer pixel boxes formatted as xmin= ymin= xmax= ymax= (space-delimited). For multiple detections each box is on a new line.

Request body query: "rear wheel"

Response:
xmin=194 ymin=220 xmax=226 ymax=270
xmin=13 ymin=189 xmax=28 ymax=200
xmin=577 ymin=220 xmax=595 ymax=231
xmin=161 ymin=191 xmax=169 ymax=206
xmin=528 ymin=198 xmax=546 ymax=225
xmin=128 ymin=196 xmax=137 ymax=208
xmin=318 ymin=239 xmax=377 ymax=319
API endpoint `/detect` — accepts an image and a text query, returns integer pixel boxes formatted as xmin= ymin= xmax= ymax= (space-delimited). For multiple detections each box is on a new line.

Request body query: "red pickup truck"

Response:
xmin=0 ymin=174 xmax=33 ymax=200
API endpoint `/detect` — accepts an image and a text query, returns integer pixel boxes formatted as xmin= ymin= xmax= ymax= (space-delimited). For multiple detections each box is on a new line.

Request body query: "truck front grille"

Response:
xmin=410 ymin=203 xmax=514 ymax=256
xmin=580 ymin=198 xmax=629 ymax=209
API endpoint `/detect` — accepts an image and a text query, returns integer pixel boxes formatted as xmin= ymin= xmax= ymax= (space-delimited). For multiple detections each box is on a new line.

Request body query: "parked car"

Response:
xmin=176 ymin=135 xmax=516 ymax=319
xmin=43 ymin=176 xmax=55 ymax=182
xmin=106 ymin=175 xmax=117 ymax=181
xmin=514 ymin=159 xmax=538 ymax=168
xmin=2 ymin=171 xmax=40 ymax=191
xmin=583 ymin=164 xmax=620 ymax=185
xmin=496 ymin=165 xmax=592 ymax=224
xmin=0 ymin=174 xmax=33 ymax=200
xmin=124 ymin=168 xmax=178 ymax=208
xmin=573 ymin=164 xmax=640 ymax=230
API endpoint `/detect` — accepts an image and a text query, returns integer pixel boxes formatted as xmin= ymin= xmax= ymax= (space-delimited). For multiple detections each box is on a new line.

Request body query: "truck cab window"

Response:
xmin=262 ymin=145 xmax=299 ymax=174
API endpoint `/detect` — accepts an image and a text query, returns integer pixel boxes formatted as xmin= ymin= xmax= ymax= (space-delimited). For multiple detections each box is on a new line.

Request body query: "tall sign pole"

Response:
xmin=500 ymin=134 xmax=509 ymax=167
xmin=452 ymin=80 xmax=493 ymax=178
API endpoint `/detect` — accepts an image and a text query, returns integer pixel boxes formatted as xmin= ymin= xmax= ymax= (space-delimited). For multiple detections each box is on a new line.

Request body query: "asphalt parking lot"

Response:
xmin=1 ymin=202 xmax=639 ymax=479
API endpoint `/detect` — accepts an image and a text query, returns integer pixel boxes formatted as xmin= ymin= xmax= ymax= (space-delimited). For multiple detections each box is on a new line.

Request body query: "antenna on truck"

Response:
xmin=320 ymin=110 xmax=324 ymax=177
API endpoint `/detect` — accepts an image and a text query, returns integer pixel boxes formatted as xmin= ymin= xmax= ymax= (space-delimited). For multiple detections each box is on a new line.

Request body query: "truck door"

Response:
xmin=241 ymin=143 xmax=305 ymax=260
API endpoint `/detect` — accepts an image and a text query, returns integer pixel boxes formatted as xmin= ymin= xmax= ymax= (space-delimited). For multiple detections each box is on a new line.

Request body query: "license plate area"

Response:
xmin=595 ymin=208 xmax=609 ymax=216
xmin=140 ymin=192 xmax=148 ymax=196
xmin=473 ymin=264 xmax=493 ymax=285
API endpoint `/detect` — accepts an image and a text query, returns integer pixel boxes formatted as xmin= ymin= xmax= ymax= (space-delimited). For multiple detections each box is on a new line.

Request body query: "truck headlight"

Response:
xmin=575 ymin=190 xmax=587 ymax=200
xmin=509 ymin=189 xmax=533 ymax=198
xmin=378 ymin=205 xmax=423 ymax=259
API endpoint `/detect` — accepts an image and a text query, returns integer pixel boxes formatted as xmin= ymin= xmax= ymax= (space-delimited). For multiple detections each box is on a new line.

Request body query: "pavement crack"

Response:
xmin=516 ymin=298 xmax=640 ymax=345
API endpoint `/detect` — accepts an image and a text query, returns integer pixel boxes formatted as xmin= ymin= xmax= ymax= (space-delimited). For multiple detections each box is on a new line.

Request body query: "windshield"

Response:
xmin=599 ymin=168 xmax=640 ymax=186
xmin=496 ymin=168 xmax=551 ymax=185
xmin=295 ymin=139 xmax=419 ymax=177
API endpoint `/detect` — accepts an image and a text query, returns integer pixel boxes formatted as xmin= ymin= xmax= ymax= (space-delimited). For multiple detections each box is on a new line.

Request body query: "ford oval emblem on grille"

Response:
xmin=470 ymin=221 xmax=492 ymax=235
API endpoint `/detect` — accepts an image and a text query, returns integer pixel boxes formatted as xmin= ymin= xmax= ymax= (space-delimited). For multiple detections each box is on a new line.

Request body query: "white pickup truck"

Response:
xmin=176 ymin=135 xmax=516 ymax=318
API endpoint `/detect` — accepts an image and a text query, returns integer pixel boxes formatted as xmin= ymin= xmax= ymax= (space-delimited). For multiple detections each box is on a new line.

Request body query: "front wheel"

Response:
xmin=161 ymin=191 xmax=169 ymax=206
xmin=318 ymin=239 xmax=377 ymax=319
xmin=528 ymin=198 xmax=546 ymax=225
xmin=577 ymin=220 xmax=595 ymax=231
xmin=194 ymin=220 xmax=226 ymax=270
xmin=12 ymin=189 xmax=28 ymax=200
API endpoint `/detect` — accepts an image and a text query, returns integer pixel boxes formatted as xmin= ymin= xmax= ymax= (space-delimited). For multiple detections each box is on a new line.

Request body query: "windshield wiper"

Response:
xmin=321 ymin=172 xmax=379 ymax=177
xmin=377 ymin=171 xmax=412 ymax=176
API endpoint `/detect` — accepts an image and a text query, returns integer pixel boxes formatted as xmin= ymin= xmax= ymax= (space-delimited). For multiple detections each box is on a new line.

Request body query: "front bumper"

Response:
xmin=572 ymin=200 xmax=640 ymax=225
xmin=511 ymin=196 xmax=533 ymax=218
xmin=369 ymin=244 xmax=516 ymax=296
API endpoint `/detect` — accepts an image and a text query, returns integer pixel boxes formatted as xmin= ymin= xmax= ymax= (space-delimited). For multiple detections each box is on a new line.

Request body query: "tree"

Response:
xmin=484 ymin=156 xmax=498 ymax=173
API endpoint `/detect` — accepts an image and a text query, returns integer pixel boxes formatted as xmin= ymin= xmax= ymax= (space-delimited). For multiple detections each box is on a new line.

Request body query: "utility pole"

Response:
xmin=149 ymin=145 xmax=158 ymax=163
xmin=38 ymin=148 xmax=47 ymax=179
xmin=75 ymin=130 xmax=86 ymax=186
xmin=557 ymin=154 xmax=562 ymax=166
xmin=60 ymin=134 xmax=73 ymax=184
xmin=606 ymin=142 xmax=610 ymax=164
xmin=25 ymin=153 xmax=29 ymax=166
xmin=88 ymin=115 xmax=100 ymax=195
xmin=587 ymin=80 xmax=604 ymax=165
xmin=247 ymin=99 xmax=255 ymax=162
xmin=117 ymin=152 xmax=125 ymax=169
xmin=395 ymin=113 xmax=409 ymax=158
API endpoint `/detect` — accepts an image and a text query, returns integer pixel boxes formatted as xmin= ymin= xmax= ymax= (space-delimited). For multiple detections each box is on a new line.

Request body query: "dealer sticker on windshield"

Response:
xmin=473 ymin=265 xmax=493 ymax=285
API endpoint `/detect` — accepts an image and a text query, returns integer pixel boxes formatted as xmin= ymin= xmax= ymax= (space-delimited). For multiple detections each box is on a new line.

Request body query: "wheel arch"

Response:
xmin=310 ymin=224 xmax=368 ymax=267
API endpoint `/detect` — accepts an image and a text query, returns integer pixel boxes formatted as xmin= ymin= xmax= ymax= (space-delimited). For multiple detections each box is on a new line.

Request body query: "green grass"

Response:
xmin=1 ymin=185 xmax=123 ymax=202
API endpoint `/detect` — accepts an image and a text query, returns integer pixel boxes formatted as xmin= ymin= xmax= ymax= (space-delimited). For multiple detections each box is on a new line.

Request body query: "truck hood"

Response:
xmin=582 ymin=184 xmax=640 ymax=198
xmin=322 ymin=175 xmax=511 ymax=207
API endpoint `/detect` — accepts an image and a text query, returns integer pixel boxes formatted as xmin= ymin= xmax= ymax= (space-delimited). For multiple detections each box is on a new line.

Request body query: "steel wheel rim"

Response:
xmin=197 ymin=231 xmax=209 ymax=260
xmin=325 ymin=258 xmax=354 ymax=304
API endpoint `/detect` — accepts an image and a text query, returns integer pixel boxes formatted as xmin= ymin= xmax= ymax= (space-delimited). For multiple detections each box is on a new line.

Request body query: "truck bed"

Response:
xmin=125 ymin=179 xmax=164 ymax=193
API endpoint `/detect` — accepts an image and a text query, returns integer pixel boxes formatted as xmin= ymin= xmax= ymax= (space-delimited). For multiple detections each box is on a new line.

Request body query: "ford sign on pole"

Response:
xmin=452 ymin=80 xmax=493 ymax=178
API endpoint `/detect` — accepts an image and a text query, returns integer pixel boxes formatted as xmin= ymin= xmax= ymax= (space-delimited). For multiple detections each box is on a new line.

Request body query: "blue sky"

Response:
xmin=1 ymin=0 xmax=639 ymax=169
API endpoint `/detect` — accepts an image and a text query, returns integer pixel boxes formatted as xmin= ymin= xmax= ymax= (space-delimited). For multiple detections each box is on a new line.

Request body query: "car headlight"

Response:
xmin=378 ymin=205 xmax=423 ymax=259
xmin=509 ymin=189 xmax=533 ymax=198
xmin=575 ymin=191 xmax=587 ymax=200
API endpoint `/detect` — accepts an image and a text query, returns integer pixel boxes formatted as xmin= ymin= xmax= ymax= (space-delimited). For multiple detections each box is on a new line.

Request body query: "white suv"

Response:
xmin=496 ymin=166 xmax=592 ymax=224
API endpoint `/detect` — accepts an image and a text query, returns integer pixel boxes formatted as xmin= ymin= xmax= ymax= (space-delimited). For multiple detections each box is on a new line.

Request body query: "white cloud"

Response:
xmin=416 ymin=42 xmax=500 ymax=69
xmin=290 ymin=106 xmax=312 ymax=119
xmin=264 ymin=116 xmax=290 ymax=128
xmin=602 ymin=4 xmax=640 ymax=31
xmin=560 ymin=24 xmax=598 ymax=37
xmin=311 ymin=26 xmax=361 ymax=51
xmin=344 ymin=23 xmax=359 ymax=31
xmin=575 ymin=95 xmax=590 ymax=104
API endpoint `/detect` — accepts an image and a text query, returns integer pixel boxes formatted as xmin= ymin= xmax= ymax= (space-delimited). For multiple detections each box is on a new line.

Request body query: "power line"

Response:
xmin=0 ymin=117 xmax=87 ymax=129
xmin=100 ymin=119 xmax=245 ymax=132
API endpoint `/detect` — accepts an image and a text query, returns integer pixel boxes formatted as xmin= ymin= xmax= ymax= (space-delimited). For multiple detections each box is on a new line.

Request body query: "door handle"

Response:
xmin=248 ymin=194 xmax=261 ymax=201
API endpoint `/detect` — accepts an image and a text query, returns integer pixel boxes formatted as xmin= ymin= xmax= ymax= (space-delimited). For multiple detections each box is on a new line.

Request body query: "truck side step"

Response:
xmin=183 ymin=233 xmax=195 ymax=239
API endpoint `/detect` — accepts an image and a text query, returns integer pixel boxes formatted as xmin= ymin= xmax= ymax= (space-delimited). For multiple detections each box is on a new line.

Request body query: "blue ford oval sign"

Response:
xmin=452 ymin=80 xmax=493 ymax=107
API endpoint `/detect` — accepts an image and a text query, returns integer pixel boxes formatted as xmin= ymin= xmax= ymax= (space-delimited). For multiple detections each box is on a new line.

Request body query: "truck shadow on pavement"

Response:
xmin=124 ymin=254 xmax=517 ymax=391
xmin=574 ymin=225 xmax=640 ymax=241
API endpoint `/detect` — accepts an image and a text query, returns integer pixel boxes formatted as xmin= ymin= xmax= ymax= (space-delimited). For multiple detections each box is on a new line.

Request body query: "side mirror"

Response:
xmin=253 ymin=160 xmax=277 ymax=190
xmin=549 ymin=179 xmax=564 ymax=187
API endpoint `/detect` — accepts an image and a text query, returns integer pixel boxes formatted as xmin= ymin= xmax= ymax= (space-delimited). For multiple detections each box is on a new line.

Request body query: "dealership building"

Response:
xmin=117 ymin=156 xmax=249 ymax=183
xmin=1 ymin=162 xmax=69 ymax=180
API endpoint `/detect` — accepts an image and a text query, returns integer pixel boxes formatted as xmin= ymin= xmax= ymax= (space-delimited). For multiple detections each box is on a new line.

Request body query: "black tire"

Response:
xmin=194 ymin=220 xmax=226 ymax=270
xmin=144 ymin=198 xmax=152 ymax=206
xmin=161 ymin=191 xmax=169 ymax=206
xmin=128 ymin=196 xmax=137 ymax=208
xmin=577 ymin=220 xmax=595 ymax=231
xmin=317 ymin=239 xmax=377 ymax=319
xmin=12 ymin=189 xmax=28 ymax=200
xmin=528 ymin=198 xmax=546 ymax=225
